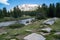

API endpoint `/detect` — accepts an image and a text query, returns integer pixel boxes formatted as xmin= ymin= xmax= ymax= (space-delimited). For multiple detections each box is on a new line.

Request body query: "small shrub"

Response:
xmin=53 ymin=35 xmax=60 ymax=39
xmin=40 ymin=30 xmax=48 ymax=33
xmin=8 ymin=24 xmax=25 ymax=29
xmin=36 ymin=13 xmax=46 ymax=20
xmin=51 ymin=30 xmax=56 ymax=33
xmin=3 ymin=17 xmax=15 ymax=21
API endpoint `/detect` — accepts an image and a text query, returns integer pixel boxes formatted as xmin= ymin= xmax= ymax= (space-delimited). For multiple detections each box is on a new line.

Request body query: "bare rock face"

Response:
xmin=43 ymin=18 xmax=55 ymax=25
xmin=43 ymin=17 xmax=58 ymax=25
xmin=24 ymin=33 xmax=46 ymax=40
xmin=41 ymin=27 xmax=52 ymax=33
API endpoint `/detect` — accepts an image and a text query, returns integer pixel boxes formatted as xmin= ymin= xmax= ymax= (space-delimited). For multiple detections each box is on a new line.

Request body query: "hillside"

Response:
xmin=0 ymin=18 xmax=60 ymax=40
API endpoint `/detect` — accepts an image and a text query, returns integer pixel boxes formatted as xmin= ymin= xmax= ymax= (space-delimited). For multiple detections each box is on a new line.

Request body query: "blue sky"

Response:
xmin=0 ymin=0 xmax=60 ymax=10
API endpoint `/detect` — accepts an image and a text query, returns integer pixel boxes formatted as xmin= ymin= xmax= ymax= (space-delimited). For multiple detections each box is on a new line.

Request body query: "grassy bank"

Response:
xmin=0 ymin=16 xmax=32 ymax=22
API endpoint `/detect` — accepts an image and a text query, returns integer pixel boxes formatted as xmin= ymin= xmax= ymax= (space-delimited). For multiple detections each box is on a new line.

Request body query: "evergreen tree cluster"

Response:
xmin=0 ymin=3 xmax=60 ymax=19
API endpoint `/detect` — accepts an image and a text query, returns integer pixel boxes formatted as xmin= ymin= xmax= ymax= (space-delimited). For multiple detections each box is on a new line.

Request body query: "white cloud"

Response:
xmin=0 ymin=0 xmax=10 ymax=5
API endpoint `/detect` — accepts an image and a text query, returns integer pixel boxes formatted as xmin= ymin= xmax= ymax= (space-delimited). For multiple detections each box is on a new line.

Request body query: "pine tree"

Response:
xmin=0 ymin=9 xmax=3 ymax=18
xmin=48 ymin=4 xmax=55 ymax=17
xmin=2 ymin=7 xmax=8 ymax=17
xmin=56 ymin=3 xmax=60 ymax=17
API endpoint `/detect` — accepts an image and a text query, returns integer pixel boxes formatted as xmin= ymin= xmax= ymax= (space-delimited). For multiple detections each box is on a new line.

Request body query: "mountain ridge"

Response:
xmin=11 ymin=4 xmax=41 ymax=11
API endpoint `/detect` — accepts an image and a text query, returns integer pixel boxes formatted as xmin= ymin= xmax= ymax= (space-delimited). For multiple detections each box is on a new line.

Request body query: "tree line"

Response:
xmin=0 ymin=2 xmax=60 ymax=19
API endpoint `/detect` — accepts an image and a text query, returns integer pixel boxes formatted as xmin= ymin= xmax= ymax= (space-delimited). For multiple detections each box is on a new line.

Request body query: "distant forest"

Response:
xmin=0 ymin=2 xmax=60 ymax=19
